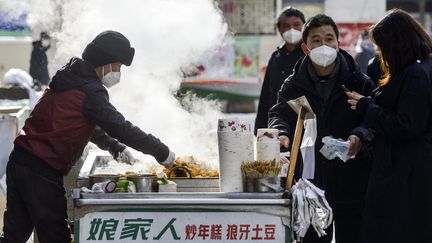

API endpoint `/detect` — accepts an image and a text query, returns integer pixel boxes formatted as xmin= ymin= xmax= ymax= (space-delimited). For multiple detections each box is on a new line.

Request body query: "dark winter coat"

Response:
xmin=354 ymin=42 xmax=376 ymax=73
xmin=366 ymin=55 xmax=381 ymax=85
xmin=268 ymin=49 xmax=376 ymax=209
xmin=254 ymin=43 xmax=304 ymax=135
xmin=29 ymin=41 xmax=50 ymax=85
xmin=15 ymin=58 xmax=169 ymax=175
xmin=357 ymin=57 xmax=432 ymax=243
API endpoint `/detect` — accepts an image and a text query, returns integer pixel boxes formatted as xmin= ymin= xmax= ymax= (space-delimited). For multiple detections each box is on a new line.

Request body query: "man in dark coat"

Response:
xmin=269 ymin=15 xmax=375 ymax=243
xmin=29 ymin=32 xmax=51 ymax=86
xmin=254 ymin=7 xmax=305 ymax=134
xmin=1 ymin=30 xmax=175 ymax=243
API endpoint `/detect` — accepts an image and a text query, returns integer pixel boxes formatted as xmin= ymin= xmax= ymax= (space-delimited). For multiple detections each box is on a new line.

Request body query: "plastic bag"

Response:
xmin=115 ymin=179 xmax=136 ymax=193
xmin=300 ymin=118 xmax=317 ymax=179
xmin=291 ymin=179 xmax=332 ymax=241
xmin=319 ymin=136 xmax=354 ymax=162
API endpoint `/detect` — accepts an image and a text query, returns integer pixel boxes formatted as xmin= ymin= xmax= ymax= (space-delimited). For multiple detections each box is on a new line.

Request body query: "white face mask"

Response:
xmin=309 ymin=45 xmax=337 ymax=67
xmin=101 ymin=64 xmax=121 ymax=88
xmin=282 ymin=29 xmax=302 ymax=44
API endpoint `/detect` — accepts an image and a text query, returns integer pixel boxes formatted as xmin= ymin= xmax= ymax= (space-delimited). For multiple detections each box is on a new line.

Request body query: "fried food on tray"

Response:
xmin=122 ymin=171 xmax=138 ymax=177
xmin=163 ymin=155 xmax=219 ymax=178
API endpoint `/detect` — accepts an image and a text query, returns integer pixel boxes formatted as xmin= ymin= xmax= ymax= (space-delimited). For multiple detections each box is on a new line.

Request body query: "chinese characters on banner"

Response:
xmin=78 ymin=212 xmax=288 ymax=243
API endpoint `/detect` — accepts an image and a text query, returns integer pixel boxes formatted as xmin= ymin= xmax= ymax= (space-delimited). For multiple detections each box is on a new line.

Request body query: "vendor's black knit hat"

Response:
xmin=82 ymin=30 xmax=135 ymax=67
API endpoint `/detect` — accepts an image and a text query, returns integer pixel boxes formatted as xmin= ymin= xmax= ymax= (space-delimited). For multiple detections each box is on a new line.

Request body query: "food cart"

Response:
xmin=68 ymin=152 xmax=292 ymax=243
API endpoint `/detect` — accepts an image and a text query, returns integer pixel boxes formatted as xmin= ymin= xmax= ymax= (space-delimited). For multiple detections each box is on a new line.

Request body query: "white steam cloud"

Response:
xmin=5 ymin=0 xmax=229 ymax=164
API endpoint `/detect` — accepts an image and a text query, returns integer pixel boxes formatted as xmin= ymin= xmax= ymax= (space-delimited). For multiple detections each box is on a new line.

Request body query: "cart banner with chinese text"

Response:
xmin=76 ymin=211 xmax=289 ymax=243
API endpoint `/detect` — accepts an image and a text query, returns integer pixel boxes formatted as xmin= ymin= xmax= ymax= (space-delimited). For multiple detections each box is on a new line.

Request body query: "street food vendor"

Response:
xmin=0 ymin=30 xmax=175 ymax=243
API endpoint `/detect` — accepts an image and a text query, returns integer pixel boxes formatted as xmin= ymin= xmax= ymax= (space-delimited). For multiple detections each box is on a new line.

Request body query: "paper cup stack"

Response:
xmin=239 ymin=120 xmax=254 ymax=162
xmin=256 ymin=128 xmax=280 ymax=162
xmin=217 ymin=118 xmax=253 ymax=192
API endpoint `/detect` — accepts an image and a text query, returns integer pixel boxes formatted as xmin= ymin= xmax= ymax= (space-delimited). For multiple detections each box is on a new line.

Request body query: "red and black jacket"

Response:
xmin=15 ymin=58 xmax=169 ymax=175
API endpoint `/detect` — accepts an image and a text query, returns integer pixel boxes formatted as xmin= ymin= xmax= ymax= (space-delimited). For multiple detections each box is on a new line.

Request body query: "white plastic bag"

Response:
xmin=300 ymin=117 xmax=317 ymax=179
xmin=319 ymin=136 xmax=354 ymax=162
xmin=291 ymin=179 xmax=332 ymax=241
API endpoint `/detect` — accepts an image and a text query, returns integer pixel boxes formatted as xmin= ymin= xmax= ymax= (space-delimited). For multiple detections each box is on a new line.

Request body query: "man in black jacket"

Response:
xmin=254 ymin=7 xmax=305 ymax=134
xmin=29 ymin=32 xmax=51 ymax=86
xmin=269 ymin=15 xmax=375 ymax=243
xmin=1 ymin=30 xmax=175 ymax=243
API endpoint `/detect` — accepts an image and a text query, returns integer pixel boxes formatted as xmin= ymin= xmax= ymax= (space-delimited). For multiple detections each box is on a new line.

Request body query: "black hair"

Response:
xmin=276 ymin=7 xmax=305 ymax=27
xmin=302 ymin=14 xmax=339 ymax=43
xmin=370 ymin=9 xmax=432 ymax=86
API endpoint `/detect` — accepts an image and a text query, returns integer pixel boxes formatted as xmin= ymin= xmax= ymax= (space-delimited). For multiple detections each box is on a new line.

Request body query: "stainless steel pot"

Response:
xmin=126 ymin=174 xmax=157 ymax=192
xmin=88 ymin=174 xmax=120 ymax=188
xmin=244 ymin=176 xmax=282 ymax=193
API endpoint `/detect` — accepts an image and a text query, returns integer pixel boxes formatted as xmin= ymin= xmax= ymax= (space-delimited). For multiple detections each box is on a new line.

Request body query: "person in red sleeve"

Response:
xmin=0 ymin=30 xmax=175 ymax=243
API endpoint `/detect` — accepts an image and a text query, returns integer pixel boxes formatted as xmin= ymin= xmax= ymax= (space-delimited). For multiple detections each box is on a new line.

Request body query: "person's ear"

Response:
xmin=301 ymin=43 xmax=310 ymax=55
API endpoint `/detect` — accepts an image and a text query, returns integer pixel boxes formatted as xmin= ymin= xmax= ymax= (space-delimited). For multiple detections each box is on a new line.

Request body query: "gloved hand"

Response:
xmin=159 ymin=150 xmax=175 ymax=168
xmin=116 ymin=148 xmax=137 ymax=165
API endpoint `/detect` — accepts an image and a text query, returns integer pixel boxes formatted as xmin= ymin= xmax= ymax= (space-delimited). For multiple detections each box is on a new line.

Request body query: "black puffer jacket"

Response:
xmin=269 ymin=49 xmax=376 ymax=209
